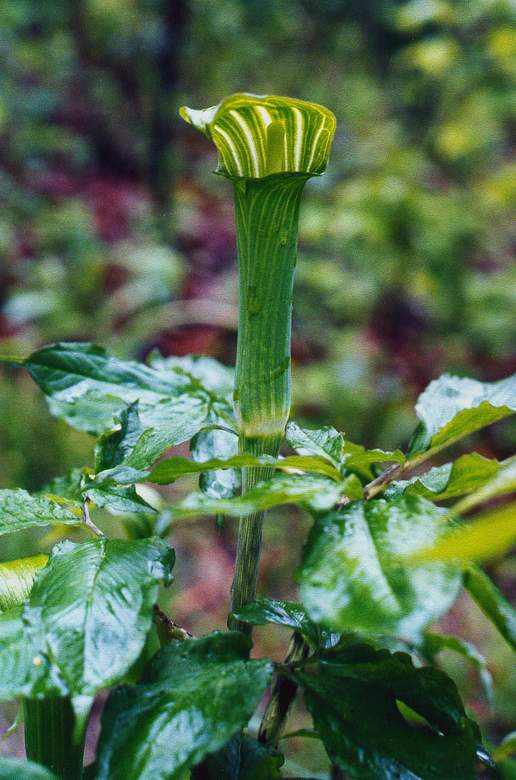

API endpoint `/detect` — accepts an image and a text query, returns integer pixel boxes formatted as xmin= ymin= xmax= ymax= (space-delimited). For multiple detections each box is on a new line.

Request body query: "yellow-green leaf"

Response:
xmin=0 ymin=555 xmax=48 ymax=611
xmin=409 ymin=502 xmax=516 ymax=564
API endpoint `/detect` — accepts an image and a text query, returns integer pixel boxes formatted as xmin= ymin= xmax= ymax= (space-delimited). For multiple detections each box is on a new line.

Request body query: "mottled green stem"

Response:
xmin=229 ymin=175 xmax=308 ymax=633
xmin=24 ymin=698 xmax=85 ymax=779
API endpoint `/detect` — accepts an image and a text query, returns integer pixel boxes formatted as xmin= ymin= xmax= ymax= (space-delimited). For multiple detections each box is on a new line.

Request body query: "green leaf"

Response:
xmin=408 ymin=373 xmax=516 ymax=457
xmin=342 ymin=441 xmax=406 ymax=471
xmin=298 ymin=495 xmax=461 ymax=640
xmin=96 ymin=632 xmax=272 ymax=780
xmin=21 ymin=343 xmax=212 ymax=443
xmin=0 ymin=606 xmax=67 ymax=700
xmin=387 ymin=453 xmax=502 ymax=501
xmin=180 ymin=93 xmax=336 ymax=179
xmin=0 ymin=489 xmax=82 ymax=536
xmin=160 ymin=473 xmax=361 ymax=526
xmin=452 ymin=456 xmax=516 ymax=514
xmin=149 ymin=453 xmax=341 ymax=484
xmin=295 ymin=643 xmax=479 ymax=780
xmin=28 ymin=538 xmax=173 ymax=696
xmin=38 ymin=469 xmax=85 ymax=501
xmin=463 ymin=566 xmax=516 ymax=650
xmin=286 ymin=422 xmax=344 ymax=468
xmin=191 ymin=426 xmax=241 ymax=499
xmin=233 ymin=598 xmax=338 ymax=649
xmin=0 ymin=555 xmax=48 ymax=611
xmin=423 ymin=632 xmax=493 ymax=704
xmin=0 ymin=756 xmax=57 ymax=779
xmin=149 ymin=353 xmax=235 ymax=398
xmin=84 ymin=485 xmax=156 ymax=516
xmin=493 ymin=732 xmax=516 ymax=763
xmin=192 ymin=733 xmax=284 ymax=780
xmin=0 ymin=538 xmax=174 ymax=704
xmin=408 ymin=502 xmax=516 ymax=565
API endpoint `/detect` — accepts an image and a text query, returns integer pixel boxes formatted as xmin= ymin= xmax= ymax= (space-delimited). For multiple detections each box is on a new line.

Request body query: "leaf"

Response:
xmin=0 ymin=555 xmax=48 ymax=611
xmin=408 ymin=373 xmax=516 ymax=457
xmin=0 ymin=489 xmax=82 ymax=536
xmin=0 ymin=607 xmax=67 ymax=701
xmin=22 ymin=342 xmax=212 ymax=442
xmin=386 ymin=453 xmax=502 ymax=502
xmin=342 ymin=441 xmax=406 ymax=470
xmin=463 ymin=566 xmax=516 ymax=650
xmin=149 ymin=453 xmax=341 ymax=484
xmin=159 ymin=473 xmax=361 ymax=526
xmin=493 ymin=731 xmax=516 ymax=763
xmin=295 ymin=643 xmax=479 ymax=780
xmin=191 ymin=426 xmax=241 ymax=500
xmin=286 ymin=422 xmax=345 ymax=468
xmin=149 ymin=354 xmax=235 ymax=398
xmin=95 ymin=632 xmax=272 ymax=780
xmin=452 ymin=456 xmax=516 ymax=514
xmin=83 ymin=485 xmax=156 ymax=516
xmin=298 ymin=495 xmax=461 ymax=640
xmin=39 ymin=469 xmax=85 ymax=501
xmin=233 ymin=599 xmax=339 ymax=649
xmin=0 ymin=756 xmax=57 ymax=779
xmin=192 ymin=733 xmax=284 ymax=780
xmin=0 ymin=538 xmax=174 ymax=705
xmin=28 ymin=538 xmax=173 ymax=696
xmin=408 ymin=502 xmax=516 ymax=565
xmin=423 ymin=632 xmax=493 ymax=704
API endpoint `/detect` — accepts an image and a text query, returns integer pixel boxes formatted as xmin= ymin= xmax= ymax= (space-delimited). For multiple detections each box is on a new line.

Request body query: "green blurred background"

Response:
xmin=0 ymin=0 xmax=515 ymax=774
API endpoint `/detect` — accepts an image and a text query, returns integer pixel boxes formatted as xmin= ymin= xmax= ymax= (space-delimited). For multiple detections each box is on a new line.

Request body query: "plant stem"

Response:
xmin=228 ymin=175 xmax=308 ymax=632
xmin=24 ymin=698 xmax=85 ymax=779
xmin=258 ymin=631 xmax=310 ymax=744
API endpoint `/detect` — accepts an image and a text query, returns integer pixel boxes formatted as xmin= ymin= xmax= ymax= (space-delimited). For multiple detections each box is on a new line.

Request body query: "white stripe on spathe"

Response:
xmin=213 ymin=125 xmax=244 ymax=176
xmin=306 ymin=118 xmax=326 ymax=172
xmin=229 ymin=110 xmax=260 ymax=178
xmin=292 ymin=106 xmax=303 ymax=172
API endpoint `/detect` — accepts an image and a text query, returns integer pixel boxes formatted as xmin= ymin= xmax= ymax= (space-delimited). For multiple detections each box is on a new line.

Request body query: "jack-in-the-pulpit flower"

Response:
xmin=180 ymin=93 xmax=336 ymax=630
xmin=180 ymin=93 xmax=336 ymax=179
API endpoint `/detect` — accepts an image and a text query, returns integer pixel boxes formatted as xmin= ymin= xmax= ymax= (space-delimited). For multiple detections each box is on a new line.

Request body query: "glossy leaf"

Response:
xmin=295 ymin=643 xmax=479 ymax=780
xmin=0 ymin=555 xmax=48 ymax=611
xmin=423 ymin=632 xmax=493 ymax=703
xmin=28 ymin=538 xmax=173 ymax=696
xmin=286 ymin=422 xmax=344 ymax=468
xmin=191 ymin=425 xmax=241 ymax=499
xmin=159 ymin=473 xmax=361 ymax=526
xmin=84 ymin=485 xmax=156 ymax=515
xmin=233 ymin=598 xmax=339 ymax=649
xmin=342 ymin=441 xmax=406 ymax=470
xmin=463 ymin=566 xmax=516 ymax=650
xmin=409 ymin=502 xmax=516 ymax=564
xmin=149 ymin=353 xmax=235 ymax=399
xmin=0 ymin=489 xmax=82 ymax=536
xmin=149 ymin=452 xmax=341 ymax=484
xmin=21 ymin=343 xmax=212 ymax=447
xmin=180 ymin=93 xmax=336 ymax=179
xmin=299 ymin=495 xmax=461 ymax=639
xmin=96 ymin=632 xmax=272 ymax=780
xmin=387 ymin=453 xmax=502 ymax=501
xmin=0 ymin=756 xmax=57 ymax=779
xmin=408 ymin=373 xmax=516 ymax=456
xmin=192 ymin=733 xmax=283 ymax=779
xmin=452 ymin=456 xmax=516 ymax=514
xmin=0 ymin=606 xmax=67 ymax=701
xmin=0 ymin=538 xmax=174 ymax=704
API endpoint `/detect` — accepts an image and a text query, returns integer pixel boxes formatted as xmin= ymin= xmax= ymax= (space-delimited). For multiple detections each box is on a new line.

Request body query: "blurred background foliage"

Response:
xmin=0 ymin=0 xmax=515 ymax=773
